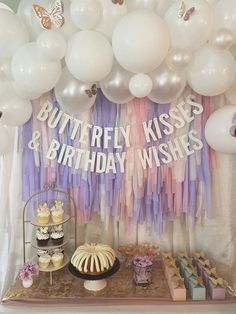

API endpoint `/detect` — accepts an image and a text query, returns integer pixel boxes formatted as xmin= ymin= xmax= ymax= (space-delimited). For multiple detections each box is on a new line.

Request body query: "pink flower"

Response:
xmin=18 ymin=261 xmax=39 ymax=281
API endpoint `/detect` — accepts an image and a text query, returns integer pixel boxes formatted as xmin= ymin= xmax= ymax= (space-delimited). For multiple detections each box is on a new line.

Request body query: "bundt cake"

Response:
xmin=71 ymin=243 xmax=116 ymax=274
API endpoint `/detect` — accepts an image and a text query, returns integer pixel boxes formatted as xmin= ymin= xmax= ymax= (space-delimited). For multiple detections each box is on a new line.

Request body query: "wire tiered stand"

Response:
xmin=22 ymin=183 xmax=77 ymax=285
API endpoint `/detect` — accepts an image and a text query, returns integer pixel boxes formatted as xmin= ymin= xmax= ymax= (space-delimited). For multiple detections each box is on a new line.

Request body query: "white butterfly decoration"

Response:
xmin=33 ymin=0 xmax=65 ymax=30
xmin=178 ymin=1 xmax=195 ymax=21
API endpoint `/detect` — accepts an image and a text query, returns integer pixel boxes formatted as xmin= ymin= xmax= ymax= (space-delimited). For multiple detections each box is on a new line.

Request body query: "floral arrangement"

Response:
xmin=18 ymin=261 xmax=39 ymax=282
xmin=118 ymin=243 xmax=159 ymax=266
xmin=133 ymin=255 xmax=153 ymax=268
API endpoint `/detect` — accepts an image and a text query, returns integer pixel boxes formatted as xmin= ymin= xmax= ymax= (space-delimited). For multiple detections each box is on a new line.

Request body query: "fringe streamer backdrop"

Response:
xmin=21 ymin=89 xmax=216 ymax=235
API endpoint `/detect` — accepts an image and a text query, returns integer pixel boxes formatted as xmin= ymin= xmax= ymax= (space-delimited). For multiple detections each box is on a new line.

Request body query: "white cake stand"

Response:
xmin=68 ymin=258 xmax=120 ymax=292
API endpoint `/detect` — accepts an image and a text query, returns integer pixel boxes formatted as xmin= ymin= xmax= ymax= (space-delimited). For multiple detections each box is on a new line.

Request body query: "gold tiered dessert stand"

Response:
xmin=22 ymin=183 xmax=77 ymax=284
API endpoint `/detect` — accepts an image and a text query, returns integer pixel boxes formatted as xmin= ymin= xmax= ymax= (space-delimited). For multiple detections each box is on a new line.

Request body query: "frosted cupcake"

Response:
xmin=51 ymin=252 xmax=64 ymax=268
xmin=50 ymin=200 xmax=64 ymax=223
xmin=37 ymin=203 xmax=50 ymax=224
xmin=38 ymin=253 xmax=51 ymax=269
xmin=50 ymin=225 xmax=64 ymax=245
xmin=37 ymin=249 xmax=48 ymax=257
xmin=36 ymin=227 xmax=50 ymax=247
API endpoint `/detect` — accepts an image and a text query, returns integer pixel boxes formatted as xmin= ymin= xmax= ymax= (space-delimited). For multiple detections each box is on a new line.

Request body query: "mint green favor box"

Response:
xmin=189 ymin=279 xmax=206 ymax=301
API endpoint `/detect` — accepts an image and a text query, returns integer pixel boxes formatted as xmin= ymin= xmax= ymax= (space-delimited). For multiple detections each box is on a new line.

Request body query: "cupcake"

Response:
xmin=50 ymin=225 xmax=64 ymax=245
xmin=38 ymin=253 xmax=51 ymax=269
xmin=50 ymin=200 xmax=64 ymax=223
xmin=37 ymin=249 xmax=48 ymax=257
xmin=37 ymin=203 xmax=50 ymax=224
xmin=51 ymin=247 xmax=64 ymax=255
xmin=51 ymin=252 xmax=64 ymax=268
xmin=36 ymin=227 xmax=50 ymax=247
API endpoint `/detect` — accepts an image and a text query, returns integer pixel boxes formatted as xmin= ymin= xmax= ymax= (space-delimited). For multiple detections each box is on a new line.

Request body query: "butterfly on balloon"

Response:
xmin=111 ymin=0 xmax=124 ymax=5
xmin=85 ymin=84 xmax=97 ymax=98
xmin=33 ymin=0 xmax=65 ymax=30
xmin=178 ymin=1 xmax=195 ymax=21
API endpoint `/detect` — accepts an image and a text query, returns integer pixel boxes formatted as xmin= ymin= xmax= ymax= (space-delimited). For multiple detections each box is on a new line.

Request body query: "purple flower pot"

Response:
xmin=133 ymin=256 xmax=152 ymax=286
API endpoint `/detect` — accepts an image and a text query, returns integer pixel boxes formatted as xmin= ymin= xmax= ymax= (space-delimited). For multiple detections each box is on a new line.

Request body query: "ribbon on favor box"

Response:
xmin=209 ymin=276 xmax=224 ymax=287
xmin=190 ymin=277 xmax=205 ymax=287
xmin=172 ymin=277 xmax=185 ymax=289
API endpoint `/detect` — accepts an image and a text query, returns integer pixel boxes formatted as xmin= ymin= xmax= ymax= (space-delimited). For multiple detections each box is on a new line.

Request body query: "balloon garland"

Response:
xmin=0 ymin=0 xmax=236 ymax=156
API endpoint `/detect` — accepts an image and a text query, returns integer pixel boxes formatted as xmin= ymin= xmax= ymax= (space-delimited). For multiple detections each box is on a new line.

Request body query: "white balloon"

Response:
xmin=70 ymin=0 xmax=101 ymax=30
xmin=0 ymin=10 xmax=29 ymax=58
xmin=66 ymin=30 xmax=114 ymax=82
xmin=0 ymin=2 xmax=13 ymax=12
xmin=127 ymin=0 xmax=157 ymax=11
xmin=206 ymin=0 xmax=219 ymax=5
xmin=0 ymin=125 xmax=11 ymax=156
xmin=214 ymin=0 xmax=236 ymax=36
xmin=129 ymin=73 xmax=153 ymax=98
xmin=188 ymin=45 xmax=236 ymax=96
xmin=148 ymin=63 xmax=186 ymax=104
xmin=166 ymin=48 xmax=192 ymax=70
xmin=205 ymin=105 xmax=236 ymax=154
xmin=165 ymin=0 xmax=213 ymax=51
xmin=58 ymin=0 xmax=78 ymax=40
xmin=11 ymin=43 xmax=61 ymax=94
xmin=112 ymin=10 xmax=170 ymax=74
xmin=0 ymin=82 xmax=32 ymax=126
xmin=225 ymin=80 xmax=236 ymax=103
xmin=37 ymin=30 xmax=67 ymax=61
xmin=210 ymin=28 xmax=234 ymax=50
xmin=55 ymin=67 xmax=96 ymax=114
xmin=95 ymin=0 xmax=127 ymax=40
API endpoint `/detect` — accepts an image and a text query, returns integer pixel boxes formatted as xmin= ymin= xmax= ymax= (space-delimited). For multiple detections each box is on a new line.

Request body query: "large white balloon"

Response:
xmin=70 ymin=0 xmax=101 ymax=30
xmin=55 ymin=67 xmax=97 ymax=114
xmin=188 ymin=45 xmax=236 ymax=96
xmin=66 ymin=30 xmax=114 ymax=83
xmin=205 ymin=105 xmax=236 ymax=154
xmin=225 ymin=80 xmax=236 ymax=104
xmin=112 ymin=10 xmax=170 ymax=74
xmin=11 ymin=43 xmax=61 ymax=94
xmin=129 ymin=73 xmax=153 ymax=98
xmin=37 ymin=30 xmax=67 ymax=61
xmin=165 ymin=0 xmax=213 ymax=51
xmin=214 ymin=0 xmax=236 ymax=36
xmin=127 ymin=0 xmax=157 ymax=11
xmin=12 ymin=82 xmax=41 ymax=101
xmin=95 ymin=0 xmax=127 ymax=40
xmin=148 ymin=63 xmax=186 ymax=104
xmin=0 ymin=125 xmax=11 ymax=156
xmin=0 ymin=82 xmax=32 ymax=126
xmin=0 ymin=10 xmax=29 ymax=58
xmin=100 ymin=62 xmax=133 ymax=104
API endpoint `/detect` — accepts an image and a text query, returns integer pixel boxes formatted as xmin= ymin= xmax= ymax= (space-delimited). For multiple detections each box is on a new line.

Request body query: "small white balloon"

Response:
xmin=11 ymin=43 xmax=61 ymax=94
xmin=210 ymin=28 xmax=235 ymax=50
xmin=0 ymin=10 xmax=29 ymax=58
xmin=156 ymin=0 xmax=175 ymax=16
xmin=55 ymin=67 xmax=97 ymax=114
xmin=0 ymin=82 xmax=32 ymax=126
xmin=166 ymin=48 xmax=192 ymax=70
xmin=129 ymin=73 xmax=153 ymax=98
xmin=112 ymin=10 xmax=170 ymax=73
xmin=205 ymin=105 xmax=236 ymax=154
xmin=0 ymin=125 xmax=11 ymax=156
xmin=95 ymin=0 xmax=127 ymax=40
xmin=70 ymin=0 xmax=101 ymax=30
xmin=225 ymin=80 xmax=236 ymax=103
xmin=66 ymin=30 xmax=114 ymax=82
xmin=165 ymin=0 xmax=213 ymax=51
xmin=127 ymin=0 xmax=157 ymax=11
xmin=37 ymin=30 xmax=67 ymax=61
xmin=188 ymin=45 xmax=236 ymax=96
xmin=148 ymin=63 xmax=186 ymax=104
